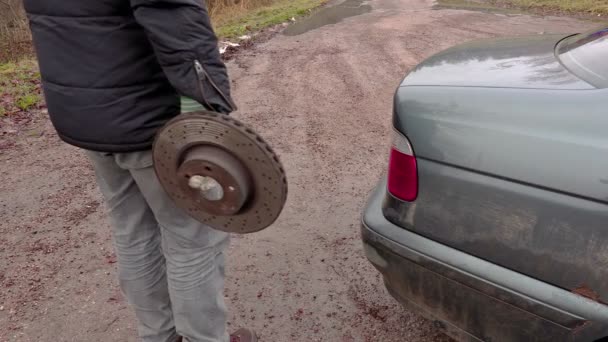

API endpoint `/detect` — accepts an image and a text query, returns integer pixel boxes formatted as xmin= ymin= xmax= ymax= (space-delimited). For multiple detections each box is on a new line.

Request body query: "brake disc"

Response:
xmin=152 ymin=111 xmax=287 ymax=234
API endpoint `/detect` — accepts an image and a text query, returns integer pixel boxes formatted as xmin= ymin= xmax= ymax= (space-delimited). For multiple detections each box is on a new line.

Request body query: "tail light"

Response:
xmin=387 ymin=130 xmax=418 ymax=201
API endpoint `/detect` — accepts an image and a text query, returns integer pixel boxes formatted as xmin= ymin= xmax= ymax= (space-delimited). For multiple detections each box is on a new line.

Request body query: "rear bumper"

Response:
xmin=361 ymin=179 xmax=608 ymax=342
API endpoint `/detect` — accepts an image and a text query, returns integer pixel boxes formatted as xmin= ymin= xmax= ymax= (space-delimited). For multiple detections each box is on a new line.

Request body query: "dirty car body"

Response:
xmin=362 ymin=27 xmax=608 ymax=341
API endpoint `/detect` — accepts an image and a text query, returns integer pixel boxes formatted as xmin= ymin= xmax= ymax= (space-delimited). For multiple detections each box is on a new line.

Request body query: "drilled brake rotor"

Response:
xmin=152 ymin=111 xmax=287 ymax=234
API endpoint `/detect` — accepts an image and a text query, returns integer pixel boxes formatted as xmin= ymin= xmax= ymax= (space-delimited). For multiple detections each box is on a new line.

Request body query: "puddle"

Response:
xmin=283 ymin=0 xmax=372 ymax=36
xmin=433 ymin=0 xmax=524 ymax=16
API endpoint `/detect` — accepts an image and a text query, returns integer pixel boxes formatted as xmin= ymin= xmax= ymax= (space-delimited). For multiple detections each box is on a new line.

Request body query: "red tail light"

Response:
xmin=387 ymin=130 xmax=418 ymax=201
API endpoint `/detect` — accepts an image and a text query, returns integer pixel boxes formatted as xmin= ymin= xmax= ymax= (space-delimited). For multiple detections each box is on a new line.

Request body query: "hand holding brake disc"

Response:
xmin=152 ymin=110 xmax=288 ymax=233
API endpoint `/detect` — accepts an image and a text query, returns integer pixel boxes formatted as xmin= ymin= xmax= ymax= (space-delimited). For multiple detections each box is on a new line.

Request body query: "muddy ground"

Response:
xmin=0 ymin=0 xmax=598 ymax=341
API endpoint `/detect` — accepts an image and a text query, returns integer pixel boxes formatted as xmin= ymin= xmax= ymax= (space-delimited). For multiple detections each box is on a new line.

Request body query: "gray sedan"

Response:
xmin=361 ymin=26 xmax=608 ymax=341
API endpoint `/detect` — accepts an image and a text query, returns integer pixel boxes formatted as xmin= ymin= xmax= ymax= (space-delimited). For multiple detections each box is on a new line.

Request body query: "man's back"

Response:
xmin=24 ymin=0 xmax=234 ymax=152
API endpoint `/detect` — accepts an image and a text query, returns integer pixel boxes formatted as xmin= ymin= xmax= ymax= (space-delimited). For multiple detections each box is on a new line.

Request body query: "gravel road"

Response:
xmin=0 ymin=0 xmax=596 ymax=341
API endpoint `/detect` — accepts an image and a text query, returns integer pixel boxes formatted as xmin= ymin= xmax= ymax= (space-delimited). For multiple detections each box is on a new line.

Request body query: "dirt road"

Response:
xmin=0 ymin=0 xmax=596 ymax=341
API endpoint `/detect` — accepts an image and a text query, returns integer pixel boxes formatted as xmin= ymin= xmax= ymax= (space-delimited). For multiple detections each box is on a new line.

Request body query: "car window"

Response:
xmin=557 ymin=27 xmax=608 ymax=88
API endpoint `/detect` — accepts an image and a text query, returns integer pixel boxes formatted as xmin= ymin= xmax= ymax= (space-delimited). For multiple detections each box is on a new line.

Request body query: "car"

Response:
xmin=361 ymin=26 xmax=608 ymax=341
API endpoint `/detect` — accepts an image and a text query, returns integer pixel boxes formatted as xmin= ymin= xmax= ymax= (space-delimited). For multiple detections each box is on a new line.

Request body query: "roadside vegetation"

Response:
xmin=0 ymin=60 xmax=42 ymax=116
xmin=493 ymin=0 xmax=608 ymax=16
xmin=438 ymin=0 xmax=608 ymax=16
xmin=212 ymin=0 xmax=326 ymax=38
xmin=0 ymin=0 xmax=326 ymax=118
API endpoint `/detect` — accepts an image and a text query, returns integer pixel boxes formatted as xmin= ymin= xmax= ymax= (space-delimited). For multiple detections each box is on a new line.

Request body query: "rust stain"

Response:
xmin=572 ymin=284 xmax=602 ymax=302
xmin=572 ymin=320 xmax=591 ymax=336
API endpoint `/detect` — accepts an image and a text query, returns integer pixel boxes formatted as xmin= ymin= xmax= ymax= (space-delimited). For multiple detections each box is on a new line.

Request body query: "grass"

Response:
xmin=0 ymin=59 xmax=42 ymax=116
xmin=0 ymin=0 xmax=327 ymax=117
xmin=438 ymin=0 xmax=608 ymax=16
xmin=505 ymin=0 xmax=608 ymax=15
xmin=213 ymin=0 xmax=327 ymax=38
xmin=485 ymin=0 xmax=608 ymax=16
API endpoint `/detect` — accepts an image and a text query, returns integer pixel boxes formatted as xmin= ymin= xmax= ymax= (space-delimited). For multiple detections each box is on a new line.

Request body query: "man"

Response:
xmin=23 ymin=0 xmax=255 ymax=341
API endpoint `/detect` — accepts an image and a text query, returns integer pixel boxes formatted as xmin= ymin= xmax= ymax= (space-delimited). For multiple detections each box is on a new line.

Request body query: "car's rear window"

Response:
xmin=557 ymin=27 xmax=608 ymax=88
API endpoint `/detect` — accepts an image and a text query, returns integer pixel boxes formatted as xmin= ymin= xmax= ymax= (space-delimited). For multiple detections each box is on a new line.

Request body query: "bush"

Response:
xmin=0 ymin=0 xmax=32 ymax=62
xmin=207 ymin=0 xmax=277 ymax=16
xmin=0 ymin=0 xmax=278 ymax=62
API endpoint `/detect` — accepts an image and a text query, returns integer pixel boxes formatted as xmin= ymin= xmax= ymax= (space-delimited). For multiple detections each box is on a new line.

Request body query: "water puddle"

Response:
xmin=283 ymin=0 xmax=372 ymax=36
xmin=433 ymin=0 xmax=523 ymax=16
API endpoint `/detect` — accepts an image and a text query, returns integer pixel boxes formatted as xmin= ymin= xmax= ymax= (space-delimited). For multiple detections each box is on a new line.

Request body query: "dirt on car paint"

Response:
xmin=0 ymin=0 xmax=598 ymax=341
xmin=573 ymin=284 xmax=605 ymax=304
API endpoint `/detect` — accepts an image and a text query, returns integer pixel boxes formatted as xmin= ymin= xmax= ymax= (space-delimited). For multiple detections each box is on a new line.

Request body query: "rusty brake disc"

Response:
xmin=152 ymin=111 xmax=287 ymax=234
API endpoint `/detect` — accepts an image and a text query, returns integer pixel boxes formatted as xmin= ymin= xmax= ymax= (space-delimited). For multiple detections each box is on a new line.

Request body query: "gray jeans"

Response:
xmin=87 ymin=150 xmax=230 ymax=342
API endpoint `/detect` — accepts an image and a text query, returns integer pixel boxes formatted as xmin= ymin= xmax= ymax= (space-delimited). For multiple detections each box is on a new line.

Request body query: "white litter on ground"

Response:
xmin=219 ymin=41 xmax=240 ymax=55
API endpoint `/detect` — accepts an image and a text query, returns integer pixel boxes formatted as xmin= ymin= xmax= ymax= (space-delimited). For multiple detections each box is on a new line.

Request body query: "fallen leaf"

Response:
xmin=106 ymin=254 xmax=117 ymax=264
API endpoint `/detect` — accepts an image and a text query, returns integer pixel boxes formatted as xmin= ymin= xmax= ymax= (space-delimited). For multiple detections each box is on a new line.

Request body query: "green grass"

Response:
xmin=497 ymin=0 xmax=608 ymax=15
xmin=438 ymin=0 xmax=608 ymax=16
xmin=16 ymin=94 xmax=38 ymax=111
xmin=0 ymin=0 xmax=327 ymax=116
xmin=0 ymin=59 xmax=43 ymax=115
xmin=214 ymin=0 xmax=327 ymax=38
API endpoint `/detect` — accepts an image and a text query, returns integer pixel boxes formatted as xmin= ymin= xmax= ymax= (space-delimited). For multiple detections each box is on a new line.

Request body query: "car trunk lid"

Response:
xmin=401 ymin=35 xmax=594 ymax=90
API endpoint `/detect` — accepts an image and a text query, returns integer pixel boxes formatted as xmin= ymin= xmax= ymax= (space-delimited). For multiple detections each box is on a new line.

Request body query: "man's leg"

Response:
xmin=87 ymin=151 xmax=178 ymax=342
xmin=118 ymin=151 xmax=231 ymax=342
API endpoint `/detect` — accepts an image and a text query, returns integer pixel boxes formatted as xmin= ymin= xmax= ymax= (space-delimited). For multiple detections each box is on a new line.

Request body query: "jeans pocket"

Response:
xmin=115 ymin=150 xmax=154 ymax=170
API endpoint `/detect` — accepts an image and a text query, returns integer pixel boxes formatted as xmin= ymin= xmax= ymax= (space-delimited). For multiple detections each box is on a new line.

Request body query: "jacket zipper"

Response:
xmin=194 ymin=60 xmax=213 ymax=110
xmin=194 ymin=60 xmax=236 ymax=112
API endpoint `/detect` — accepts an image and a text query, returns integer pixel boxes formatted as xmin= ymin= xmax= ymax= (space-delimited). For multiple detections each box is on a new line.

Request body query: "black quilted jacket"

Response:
xmin=24 ymin=0 xmax=236 ymax=152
